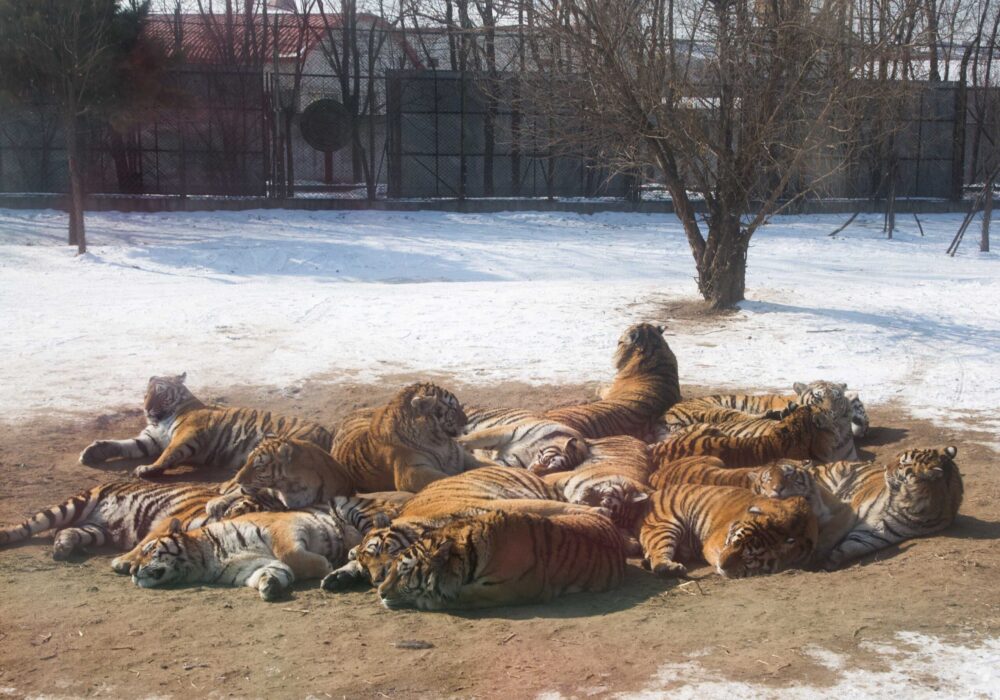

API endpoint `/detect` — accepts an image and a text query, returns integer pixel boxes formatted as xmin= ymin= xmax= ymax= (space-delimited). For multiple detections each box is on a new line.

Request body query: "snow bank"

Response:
xmin=0 ymin=208 xmax=996 ymax=432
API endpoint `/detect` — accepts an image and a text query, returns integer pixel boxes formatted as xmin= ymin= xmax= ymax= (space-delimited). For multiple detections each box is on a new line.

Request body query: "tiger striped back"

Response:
xmin=648 ymin=456 xmax=814 ymax=498
xmin=399 ymin=466 xmax=564 ymax=520
xmin=377 ymin=510 xmax=627 ymax=609
xmin=650 ymin=405 xmax=839 ymax=467
xmin=639 ymin=484 xmax=818 ymax=578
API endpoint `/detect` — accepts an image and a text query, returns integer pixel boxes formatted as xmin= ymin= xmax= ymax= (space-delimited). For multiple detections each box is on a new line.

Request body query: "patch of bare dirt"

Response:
xmin=0 ymin=379 xmax=997 ymax=698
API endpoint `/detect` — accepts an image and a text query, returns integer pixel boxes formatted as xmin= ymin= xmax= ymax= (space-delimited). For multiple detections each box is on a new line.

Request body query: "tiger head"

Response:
xmin=371 ymin=383 xmax=468 ymax=446
xmin=232 ymin=436 xmax=313 ymax=508
xmin=528 ymin=437 xmax=590 ymax=476
xmin=572 ymin=476 xmax=650 ymax=528
xmin=793 ymin=381 xmax=857 ymax=460
xmin=352 ymin=520 xmax=430 ymax=585
xmin=715 ymin=496 xmax=817 ymax=578
xmin=377 ymin=535 xmax=466 ymax=610
xmin=845 ymin=391 xmax=870 ymax=438
xmin=144 ymin=373 xmax=195 ymax=423
xmin=130 ymin=519 xmax=196 ymax=589
xmin=884 ymin=446 xmax=963 ymax=519
xmin=614 ymin=323 xmax=677 ymax=375
xmin=752 ymin=461 xmax=815 ymax=500
xmin=783 ymin=404 xmax=841 ymax=463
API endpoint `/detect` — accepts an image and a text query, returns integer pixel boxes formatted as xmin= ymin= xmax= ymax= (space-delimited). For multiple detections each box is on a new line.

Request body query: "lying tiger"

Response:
xmin=639 ymin=484 xmax=818 ymax=578
xmin=330 ymin=382 xmax=497 ymax=493
xmin=0 ymin=480 xmax=278 ymax=560
xmin=650 ymin=404 xmax=841 ymax=467
xmin=125 ymin=508 xmax=361 ymax=601
xmin=321 ymin=466 xmax=605 ymax=591
xmin=80 ymin=373 xmax=333 ymax=478
xmin=662 ymin=380 xmax=867 ymax=457
xmin=377 ymin=510 xmax=627 ymax=610
xmin=461 ymin=323 xmax=681 ymax=465
xmin=809 ymin=446 xmax=963 ymax=568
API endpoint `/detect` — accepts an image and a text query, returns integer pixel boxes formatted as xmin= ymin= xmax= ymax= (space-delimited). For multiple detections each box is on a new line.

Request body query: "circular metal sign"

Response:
xmin=299 ymin=98 xmax=352 ymax=152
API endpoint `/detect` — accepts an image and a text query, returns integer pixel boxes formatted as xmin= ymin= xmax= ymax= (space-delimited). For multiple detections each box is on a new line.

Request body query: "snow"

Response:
xmin=0 ymin=208 xmax=997 ymax=436
xmin=617 ymin=631 xmax=1000 ymax=699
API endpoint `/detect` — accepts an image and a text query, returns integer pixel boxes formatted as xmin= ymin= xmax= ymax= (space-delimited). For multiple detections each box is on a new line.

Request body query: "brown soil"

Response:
xmin=0 ymin=378 xmax=997 ymax=699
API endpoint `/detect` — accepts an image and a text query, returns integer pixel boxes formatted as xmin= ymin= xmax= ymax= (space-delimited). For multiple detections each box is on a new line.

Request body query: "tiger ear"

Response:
xmin=656 ymin=325 xmax=665 ymax=334
xmin=836 ymin=382 xmax=847 ymax=392
xmin=168 ymin=518 xmax=183 ymax=535
xmin=431 ymin=539 xmax=454 ymax=566
xmin=629 ymin=328 xmax=640 ymax=343
xmin=944 ymin=446 xmax=958 ymax=459
xmin=629 ymin=491 xmax=649 ymax=504
xmin=410 ymin=395 xmax=437 ymax=416
xmin=792 ymin=382 xmax=808 ymax=394
xmin=176 ymin=372 xmax=187 ymax=384
xmin=747 ymin=505 xmax=764 ymax=515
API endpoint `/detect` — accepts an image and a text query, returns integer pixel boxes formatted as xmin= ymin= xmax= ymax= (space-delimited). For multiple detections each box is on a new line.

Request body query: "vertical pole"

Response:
xmin=458 ymin=71 xmax=466 ymax=200
xmin=983 ymin=175 xmax=993 ymax=252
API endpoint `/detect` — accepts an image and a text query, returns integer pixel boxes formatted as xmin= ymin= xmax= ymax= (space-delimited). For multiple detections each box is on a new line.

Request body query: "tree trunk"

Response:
xmin=696 ymin=215 xmax=749 ymax=309
xmin=983 ymin=176 xmax=993 ymax=253
xmin=65 ymin=112 xmax=86 ymax=254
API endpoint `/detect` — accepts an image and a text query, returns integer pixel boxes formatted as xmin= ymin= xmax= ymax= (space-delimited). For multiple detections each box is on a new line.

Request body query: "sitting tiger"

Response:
xmin=125 ymin=508 xmax=361 ymax=601
xmin=461 ymin=323 xmax=681 ymax=463
xmin=377 ymin=510 xmax=627 ymax=610
xmin=320 ymin=466 xmax=604 ymax=591
xmin=330 ymin=382 xmax=497 ymax=493
xmin=206 ymin=436 xmax=360 ymax=517
xmin=809 ymin=446 xmax=963 ymax=569
xmin=639 ymin=484 xmax=818 ymax=578
xmin=0 ymin=480 xmax=278 ymax=560
xmin=650 ymin=404 xmax=840 ymax=467
xmin=80 ymin=373 xmax=333 ymax=478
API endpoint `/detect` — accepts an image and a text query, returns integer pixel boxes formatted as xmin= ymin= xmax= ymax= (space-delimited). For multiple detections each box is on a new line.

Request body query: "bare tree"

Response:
xmin=515 ymin=0 xmax=922 ymax=308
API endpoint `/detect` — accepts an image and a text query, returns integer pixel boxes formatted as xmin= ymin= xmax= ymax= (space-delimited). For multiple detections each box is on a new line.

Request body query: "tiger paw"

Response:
xmin=133 ymin=464 xmax=161 ymax=479
xmin=651 ymin=560 xmax=688 ymax=579
xmin=80 ymin=441 xmax=113 ymax=466
xmin=51 ymin=541 xmax=75 ymax=561
xmin=257 ymin=574 xmax=286 ymax=602
xmin=205 ymin=495 xmax=232 ymax=520
xmin=321 ymin=568 xmax=362 ymax=592
xmin=110 ymin=555 xmax=136 ymax=575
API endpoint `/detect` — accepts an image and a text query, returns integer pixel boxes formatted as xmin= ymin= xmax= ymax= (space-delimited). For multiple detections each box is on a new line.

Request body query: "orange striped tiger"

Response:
xmin=377 ymin=510 xmax=627 ymax=610
xmin=463 ymin=323 xmax=681 ymax=459
xmin=541 ymin=436 xmax=653 ymax=530
xmin=663 ymin=381 xmax=862 ymax=458
xmin=650 ymin=404 xmax=840 ymax=467
xmin=810 ymin=446 xmax=963 ymax=568
xmin=649 ymin=456 xmax=809 ymax=496
xmin=320 ymin=466 xmax=602 ymax=590
xmin=79 ymin=373 xmax=333 ymax=478
xmin=126 ymin=507 xmax=362 ymax=601
xmin=639 ymin=484 xmax=818 ymax=578
xmin=0 ymin=480 xmax=279 ymax=561
xmin=207 ymin=436 xmax=358 ymax=516
xmin=330 ymin=382 xmax=497 ymax=493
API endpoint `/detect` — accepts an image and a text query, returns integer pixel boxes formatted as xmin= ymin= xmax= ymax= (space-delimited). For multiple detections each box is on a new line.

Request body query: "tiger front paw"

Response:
xmin=133 ymin=464 xmax=163 ymax=479
xmin=257 ymin=573 xmax=287 ymax=602
xmin=650 ymin=559 xmax=688 ymax=579
xmin=80 ymin=441 xmax=114 ymax=466
xmin=321 ymin=565 xmax=364 ymax=592
xmin=111 ymin=554 xmax=138 ymax=575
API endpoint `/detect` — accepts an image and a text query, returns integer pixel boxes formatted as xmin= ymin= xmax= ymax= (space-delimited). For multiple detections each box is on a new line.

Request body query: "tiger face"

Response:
xmin=373 ymin=383 xmax=468 ymax=445
xmin=575 ymin=478 xmax=650 ymax=527
xmin=753 ymin=462 xmax=814 ymax=499
xmin=411 ymin=389 xmax=467 ymax=440
xmin=614 ymin=323 xmax=672 ymax=372
xmin=716 ymin=496 xmax=817 ymax=578
xmin=794 ymin=381 xmax=857 ymax=460
xmin=144 ymin=373 xmax=194 ymax=422
xmin=231 ymin=437 xmax=300 ymax=505
xmin=377 ymin=538 xmax=463 ymax=610
xmin=352 ymin=524 xmax=421 ymax=585
xmin=885 ymin=446 xmax=962 ymax=511
xmin=528 ymin=437 xmax=590 ymax=475
xmin=130 ymin=525 xmax=195 ymax=589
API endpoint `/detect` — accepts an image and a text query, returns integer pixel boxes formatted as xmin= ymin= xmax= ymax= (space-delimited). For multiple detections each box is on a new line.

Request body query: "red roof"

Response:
xmin=142 ymin=13 xmax=422 ymax=68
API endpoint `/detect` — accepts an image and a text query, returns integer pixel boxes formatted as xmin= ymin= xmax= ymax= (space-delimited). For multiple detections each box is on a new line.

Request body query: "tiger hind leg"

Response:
xmin=52 ymin=524 xmax=109 ymax=561
xmin=638 ymin=523 xmax=688 ymax=578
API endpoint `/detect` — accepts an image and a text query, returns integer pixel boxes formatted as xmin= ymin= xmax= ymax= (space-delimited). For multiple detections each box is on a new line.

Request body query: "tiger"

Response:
xmin=457 ymin=418 xmax=589 ymax=472
xmin=808 ymin=446 xmax=963 ymax=569
xmin=662 ymin=380 xmax=865 ymax=457
xmin=125 ymin=507 xmax=362 ymax=601
xmin=206 ymin=436 xmax=358 ymax=517
xmin=329 ymin=382 xmax=497 ymax=493
xmin=376 ymin=510 xmax=627 ymax=610
xmin=845 ymin=391 xmax=870 ymax=438
xmin=0 ymin=480 xmax=279 ymax=560
xmin=79 ymin=373 xmax=333 ymax=478
xmin=649 ymin=404 xmax=841 ymax=468
xmin=461 ymin=323 xmax=682 ymax=460
xmin=540 ymin=436 xmax=654 ymax=531
xmin=320 ymin=466 xmax=605 ymax=591
xmin=638 ymin=484 xmax=818 ymax=578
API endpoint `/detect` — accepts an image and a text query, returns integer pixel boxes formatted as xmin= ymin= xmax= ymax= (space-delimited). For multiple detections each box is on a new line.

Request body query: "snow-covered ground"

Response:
xmin=0 ymin=208 xmax=997 ymax=435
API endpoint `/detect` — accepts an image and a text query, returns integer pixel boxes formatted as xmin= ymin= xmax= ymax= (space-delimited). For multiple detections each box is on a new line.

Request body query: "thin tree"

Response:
xmin=0 ymin=0 xmax=150 ymax=254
